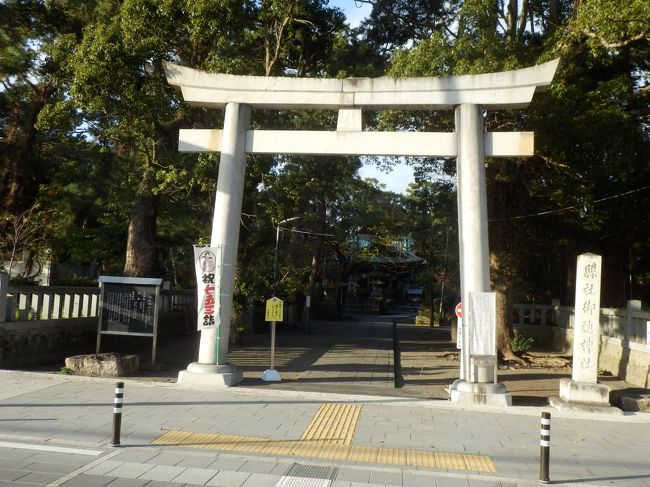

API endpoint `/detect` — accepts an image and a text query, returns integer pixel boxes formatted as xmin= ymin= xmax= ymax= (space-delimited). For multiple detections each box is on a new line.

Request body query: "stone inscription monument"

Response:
xmin=572 ymin=253 xmax=602 ymax=384
xmin=164 ymin=60 xmax=560 ymax=391
xmin=551 ymin=253 xmax=619 ymax=413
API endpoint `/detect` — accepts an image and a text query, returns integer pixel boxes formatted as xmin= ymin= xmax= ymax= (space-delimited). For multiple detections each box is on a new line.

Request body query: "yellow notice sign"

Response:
xmin=265 ymin=297 xmax=284 ymax=322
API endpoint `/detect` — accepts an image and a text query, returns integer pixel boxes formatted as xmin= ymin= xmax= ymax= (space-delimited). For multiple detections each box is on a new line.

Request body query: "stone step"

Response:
xmin=610 ymin=387 xmax=650 ymax=412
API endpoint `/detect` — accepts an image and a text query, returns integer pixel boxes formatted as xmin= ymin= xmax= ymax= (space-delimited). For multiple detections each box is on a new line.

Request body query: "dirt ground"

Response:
xmin=385 ymin=323 xmax=635 ymax=405
xmin=24 ymin=317 xmax=640 ymax=408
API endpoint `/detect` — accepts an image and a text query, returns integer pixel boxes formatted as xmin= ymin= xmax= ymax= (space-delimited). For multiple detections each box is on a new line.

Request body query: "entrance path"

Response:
xmin=62 ymin=312 xmax=635 ymax=405
xmin=222 ymin=313 xmax=634 ymax=405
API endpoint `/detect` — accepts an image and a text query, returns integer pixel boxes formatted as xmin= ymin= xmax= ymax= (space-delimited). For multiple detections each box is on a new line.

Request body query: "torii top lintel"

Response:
xmin=164 ymin=59 xmax=560 ymax=111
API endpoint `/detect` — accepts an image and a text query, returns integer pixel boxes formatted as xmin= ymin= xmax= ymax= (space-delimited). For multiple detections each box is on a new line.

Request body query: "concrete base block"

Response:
xmin=549 ymin=395 xmax=623 ymax=415
xmin=261 ymin=368 xmax=281 ymax=382
xmin=449 ymin=379 xmax=512 ymax=406
xmin=177 ymin=362 xmax=243 ymax=387
xmin=550 ymin=378 xmax=622 ymax=414
xmin=610 ymin=388 xmax=650 ymax=412
xmin=559 ymin=378 xmax=610 ymax=404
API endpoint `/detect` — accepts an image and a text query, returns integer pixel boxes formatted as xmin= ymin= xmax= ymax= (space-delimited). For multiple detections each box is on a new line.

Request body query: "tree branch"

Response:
xmin=517 ymin=0 xmax=529 ymax=43
xmin=583 ymin=30 xmax=648 ymax=49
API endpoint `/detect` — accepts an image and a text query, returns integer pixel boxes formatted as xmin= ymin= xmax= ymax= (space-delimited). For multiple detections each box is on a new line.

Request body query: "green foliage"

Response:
xmin=50 ymin=276 xmax=98 ymax=287
xmin=9 ymin=276 xmax=39 ymax=286
xmin=3 ymin=0 xmax=650 ymax=314
xmin=59 ymin=366 xmax=74 ymax=375
xmin=510 ymin=330 xmax=534 ymax=354
xmin=379 ymin=0 xmax=650 ymax=308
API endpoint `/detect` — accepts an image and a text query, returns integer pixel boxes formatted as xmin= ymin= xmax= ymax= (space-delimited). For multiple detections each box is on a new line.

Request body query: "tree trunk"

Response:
xmin=506 ymin=0 xmax=518 ymax=42
xmin=1 ymin=82 xmax=53 ymax=214
xmin=494 ymin=284 xmax=516 ymax=360
xmin=306 ymin=189 xmax=327 ymax=321
xmin=517 ymin=0 xmax=529 ymax=43
xmin=326 ymin=241 xmax=347 ymax=320
xmin=307 ymin=229 xmax=324 ymax=290
xmin=427 ymin=263 xmax=435 ymax=326
xmin=486 ymin=157 xmax=522 ymax=361
xmin=0 ymin=109 xmax=23 ymax=214
xmin=123 ymin=170 xmax=159 ymax=277
xmin=548 ymin=0 xmax=559 ymax=32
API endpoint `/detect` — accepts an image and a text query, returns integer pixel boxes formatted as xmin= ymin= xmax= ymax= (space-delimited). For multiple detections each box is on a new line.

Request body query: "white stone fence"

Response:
xmin=0 ymin=273 xmax=197 ymax=368
xmin=514 ymin=300 xmax=650 ymax=387
xmin=0 ymin=275 xmax=195 ymax=324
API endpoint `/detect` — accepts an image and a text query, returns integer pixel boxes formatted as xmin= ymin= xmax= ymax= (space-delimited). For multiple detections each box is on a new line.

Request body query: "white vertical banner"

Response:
xmin=194 ymin=245 xmax=223 ymax=331
xmin=469 ymin=292 xmax=496 ymax=356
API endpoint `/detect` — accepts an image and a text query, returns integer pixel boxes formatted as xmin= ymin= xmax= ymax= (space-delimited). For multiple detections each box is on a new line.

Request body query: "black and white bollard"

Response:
xmin=111 ymin=381 xmax=124 ymax=447
xmin=539 ymin=411 xmax=551 ymax=484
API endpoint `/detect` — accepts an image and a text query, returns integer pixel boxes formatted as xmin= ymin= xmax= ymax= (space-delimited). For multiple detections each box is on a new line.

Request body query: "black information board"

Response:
xmin=100 ymin=283 xmax=157 ymax=335
xmin=96 ymin=276 xmax=163 ymax=364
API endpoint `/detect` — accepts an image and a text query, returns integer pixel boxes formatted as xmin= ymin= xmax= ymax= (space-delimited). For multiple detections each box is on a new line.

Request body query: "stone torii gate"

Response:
xmin=164 ymin=60 xmax=560 ymax=400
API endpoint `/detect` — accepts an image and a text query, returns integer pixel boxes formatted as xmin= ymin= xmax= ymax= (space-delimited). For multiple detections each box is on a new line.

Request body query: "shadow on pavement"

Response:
xmin=21 ymin=311 xmax=637 ymax=407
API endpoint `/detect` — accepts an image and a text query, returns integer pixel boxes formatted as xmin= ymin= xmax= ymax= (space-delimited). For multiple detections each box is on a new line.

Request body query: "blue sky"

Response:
xmin=330 ymin=0 xmax=371 ymax=27
xmin=358 ymin=161 xmax=415 ymax=195
xmin=329 ymin=1 xmax=415 ymax=194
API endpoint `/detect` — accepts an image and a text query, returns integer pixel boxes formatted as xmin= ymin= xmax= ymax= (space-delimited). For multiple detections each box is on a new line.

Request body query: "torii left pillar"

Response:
xmin=178 ymin=102 xmax=249 ymax=387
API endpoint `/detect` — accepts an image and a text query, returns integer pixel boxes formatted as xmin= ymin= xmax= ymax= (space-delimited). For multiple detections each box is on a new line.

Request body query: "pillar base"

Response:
xmin=548 ymin=378 xmax=621 ymax=414
xmin=558 ymin=378 xmax=610 ymax=404
xmin=261 ymin=368 xmax=281 ymax=382
xmin=449 ymin=379 xmax=512 ymax=406
xmin=177 ymin=362 xmax=243 ymax=387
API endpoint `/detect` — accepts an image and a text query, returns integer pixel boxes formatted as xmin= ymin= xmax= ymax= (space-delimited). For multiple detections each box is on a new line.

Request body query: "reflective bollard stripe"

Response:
xmin=114 ymin=386 xmax=124 ymax=414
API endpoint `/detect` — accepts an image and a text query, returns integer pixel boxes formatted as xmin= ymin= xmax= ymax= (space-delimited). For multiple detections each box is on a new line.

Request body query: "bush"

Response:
xmin=59 ymin=366 xmax=74 ymax=375
xmin=50 ymin=276 xmax=98 ymax=286
xmin=9 ymin=275 xmax=39 ymax=286
xmin=511 ymin=330 xmax=534 ymax=354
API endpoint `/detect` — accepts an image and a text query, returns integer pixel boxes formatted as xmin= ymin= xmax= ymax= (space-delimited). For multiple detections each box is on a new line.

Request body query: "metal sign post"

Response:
xmin=262 ymin=297 xmax=283 ymax=382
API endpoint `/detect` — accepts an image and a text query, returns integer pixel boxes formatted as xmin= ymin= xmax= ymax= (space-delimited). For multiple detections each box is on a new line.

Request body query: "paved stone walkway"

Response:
xmin=0 ymin=369 xmax=649 ymax=487
xmin=4 ymin=313 xmax=646 ymax=487
xmin=222 ymin=314 xmax=633 ymax=404
xmin=27 ymin=312 xmax=637 ymax=404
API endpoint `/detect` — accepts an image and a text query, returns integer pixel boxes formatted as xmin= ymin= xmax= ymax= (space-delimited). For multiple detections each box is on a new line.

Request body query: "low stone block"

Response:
xmin=65 ymin=353 xmax=139 ymax=377
xmin=548 ymin=395 xmax=623 ymax=415
xmin=610 ymin=388 xmax=650 ymax=412
xmin=559 ymin=378 xmax=610 ymax=404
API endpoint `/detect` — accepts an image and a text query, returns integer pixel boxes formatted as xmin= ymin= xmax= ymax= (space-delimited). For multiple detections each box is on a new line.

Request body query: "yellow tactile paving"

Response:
xmin=152 ymin=403 xmax=495 ymax=472
xmin=375 ymin=447 xmax=407 ymax=465
xmin=314 ymin=442 xmax=352 ymax=461
xmin=300 ymin=403 xmax=361 ymax=445
xmin=406 ymin=449 xmax=433 ymax=468
xmin=152 ymin=430 xmax=496 ymax=473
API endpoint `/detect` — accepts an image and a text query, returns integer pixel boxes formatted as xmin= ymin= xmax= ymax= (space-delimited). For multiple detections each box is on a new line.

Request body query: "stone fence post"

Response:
xmin=551 ymin=299 xmax=560 ymax=326
xmin=0 ymin=272 xmax=8 ymax=323
xmin=626 ymin=300 xmax=642 ymax=345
